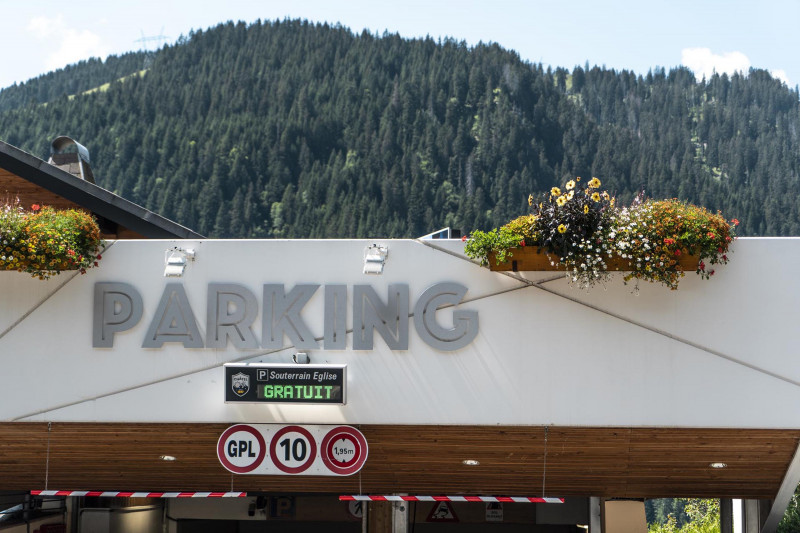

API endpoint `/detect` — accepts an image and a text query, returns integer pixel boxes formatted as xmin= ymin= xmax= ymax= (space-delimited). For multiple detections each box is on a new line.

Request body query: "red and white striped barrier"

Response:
xmin=31 ymin=491 xmax=247 ymax=498
xmin=339 ymin=495 xmax=564 ymax=503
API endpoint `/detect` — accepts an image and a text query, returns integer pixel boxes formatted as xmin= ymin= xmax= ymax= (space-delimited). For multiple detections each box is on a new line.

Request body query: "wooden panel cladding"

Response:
xmin=0 ymin=169 xmax=140 ymax=239
xmin=0 ymin=423 xmax=796 ymax=500
xmin=488 ymin=246 xmax=699 ymax=272
xmin=0 ymin=169 xmax=84 ymax=211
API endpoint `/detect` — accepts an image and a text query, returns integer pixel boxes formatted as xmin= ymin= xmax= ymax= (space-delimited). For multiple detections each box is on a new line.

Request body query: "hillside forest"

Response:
xmin=0 ymin=19 xmax=798 ymax=240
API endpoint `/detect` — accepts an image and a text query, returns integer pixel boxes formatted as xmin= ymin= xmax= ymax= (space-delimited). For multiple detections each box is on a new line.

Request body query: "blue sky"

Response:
xmin=1 ymin=0 xmax=798 ymax=90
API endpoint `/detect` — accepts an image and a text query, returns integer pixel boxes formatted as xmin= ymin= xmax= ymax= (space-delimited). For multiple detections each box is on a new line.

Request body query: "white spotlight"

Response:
xmin=363 ymin=244 xmax=388 ymax=274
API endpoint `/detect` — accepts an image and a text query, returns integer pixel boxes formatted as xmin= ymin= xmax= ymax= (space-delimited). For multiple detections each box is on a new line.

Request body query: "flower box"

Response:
xmin=1 ymin=204 xmax=103 ymax=279
xmin=487 ymin=246 xmax=700 ymax=272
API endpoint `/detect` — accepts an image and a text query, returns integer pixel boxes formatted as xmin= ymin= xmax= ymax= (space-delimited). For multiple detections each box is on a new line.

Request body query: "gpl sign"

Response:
xmin=217 ymin=424 xmax=368 ymax=476
xmin=217 ymin=425 xmax=267 ymax=473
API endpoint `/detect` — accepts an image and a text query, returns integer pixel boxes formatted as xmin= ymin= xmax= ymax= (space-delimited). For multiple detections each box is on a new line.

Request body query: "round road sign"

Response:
xmin=269 ymin=425 xmax=317 ymax=474
xmin=320 ymin=425 xmax=368 ymax=475
xmin=217 ymin=424 xmax=267 ymax=474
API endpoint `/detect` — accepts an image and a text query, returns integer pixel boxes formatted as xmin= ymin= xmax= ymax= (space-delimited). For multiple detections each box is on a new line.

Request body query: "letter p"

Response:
xmin=93 ymin=283 xmax=143 ymax=347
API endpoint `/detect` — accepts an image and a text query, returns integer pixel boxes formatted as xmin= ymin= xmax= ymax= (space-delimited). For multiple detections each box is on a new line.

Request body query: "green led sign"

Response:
xmin=225 ymin=364 xmax=346 ymax=404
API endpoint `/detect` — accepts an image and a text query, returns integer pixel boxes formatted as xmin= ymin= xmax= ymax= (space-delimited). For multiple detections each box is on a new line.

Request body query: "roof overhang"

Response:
xmin=0 ymin=140 xmax=203 ymax=239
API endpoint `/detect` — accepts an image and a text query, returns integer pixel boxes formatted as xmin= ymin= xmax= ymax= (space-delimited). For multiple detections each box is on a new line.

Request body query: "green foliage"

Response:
xmin=778 ymin=483 xmax=800 ymax=533
xmin=0 ymin=202 xmax=103 ymax=279
xmin=503 ymin=214 xmax=540 ymax=243
xmin=0 ymin=52 xmax=147 ymax=111
xmin=463 ymin=226 xmax=526 ymax=266
xmin=648 ymin=499 xmax=719 ymax=533
xmin=0 ymin=20 xmax=798 ymax=240
xmin=647 ymin=499 xmax=690 ymax=528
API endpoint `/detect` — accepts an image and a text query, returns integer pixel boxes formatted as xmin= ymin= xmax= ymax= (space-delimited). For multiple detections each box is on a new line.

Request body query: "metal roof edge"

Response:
xmin=0 ymin=140 xmax=204 ymax=239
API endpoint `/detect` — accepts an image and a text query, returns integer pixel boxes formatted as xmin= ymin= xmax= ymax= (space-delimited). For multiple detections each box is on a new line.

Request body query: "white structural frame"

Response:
xmin=0 ymin=237 xmax=798 ymax=431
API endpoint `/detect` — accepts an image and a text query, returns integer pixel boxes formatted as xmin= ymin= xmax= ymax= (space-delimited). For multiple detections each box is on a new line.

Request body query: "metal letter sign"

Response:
xmin=224 ymin=364 xmax=346 ymax=404
xmin=217 ymin=424 xmax=368 ymax=476
xmin=93 ymin=282 xmax=478 ymax=351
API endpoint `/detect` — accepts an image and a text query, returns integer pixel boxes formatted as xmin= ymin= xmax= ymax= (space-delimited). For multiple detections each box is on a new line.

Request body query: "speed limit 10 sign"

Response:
xmin=217 ymin=424 xmax=368 ymax=476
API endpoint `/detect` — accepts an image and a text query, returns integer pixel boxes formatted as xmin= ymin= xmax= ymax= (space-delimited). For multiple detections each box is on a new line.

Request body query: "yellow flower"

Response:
xmin=584 ymin=205 xmax=589 ymax=214
xmin=566 ymin=180 xmax=576 ymax=190
xmin=557 ymin=224 xmax=567 ymax=234
xmin=556 ymin=195 xmax=567 ymax=206
xmin=566 ymin=190 xmax=574 ymax=201
xmin=602 ymin=191 xmax=610 ymax=200
xmin=528 ymin=194 xmax=533 ymax=206
xmin=588 ymin=177 xmax=601 ymax=188
xmin=551 ymin=187 xmax=561 ymax=197
xmin=591 ymin=192 xmax=601 ymax=202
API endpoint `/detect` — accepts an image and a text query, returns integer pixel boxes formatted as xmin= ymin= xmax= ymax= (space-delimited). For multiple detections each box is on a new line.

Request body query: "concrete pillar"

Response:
xmin=721 ymin=498 xmax=733 ymax=533
xmin=759 ymin=500 xmax=773 ymax=533
xmin=743 ymin=499 xmax=771 ymax=533
xmin=392 ymin=500 xmax=410 ymax=533
xmin=589 ymin=497 xmax=602 ymax=532
xmin=368 ymin=501 xmax=392 ymax=532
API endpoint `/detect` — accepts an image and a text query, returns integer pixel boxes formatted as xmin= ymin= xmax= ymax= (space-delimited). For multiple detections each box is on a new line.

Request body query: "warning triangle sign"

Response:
xmin=426 ymin=501 xmax=459 ymax=522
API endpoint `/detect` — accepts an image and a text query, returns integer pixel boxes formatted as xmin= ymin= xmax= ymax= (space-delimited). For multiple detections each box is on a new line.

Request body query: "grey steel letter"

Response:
xmin=324 ymin=285 xmax=347 ymax=349
xmin=142 ymin=283 xmax=204 ymax=348
xmin=353 ymin=284 xmax=409 ymax=350
xmin=262 ymin=284 xmax=319 ymax=349
xmin=93 ymin=282 xmax=143 ymax=347
xmin=206 ymin=283 xmax=258 ymax=349
xmin=413 ymin=283 xmax=478 ymax=351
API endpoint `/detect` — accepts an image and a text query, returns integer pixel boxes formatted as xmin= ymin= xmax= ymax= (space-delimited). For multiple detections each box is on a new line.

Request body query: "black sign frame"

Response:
xmin=224 ymin=363 xmax=346 ymax=404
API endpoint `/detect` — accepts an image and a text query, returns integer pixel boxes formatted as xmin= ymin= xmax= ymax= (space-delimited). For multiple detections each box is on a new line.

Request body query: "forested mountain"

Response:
xmin=0 ymin=19 xmax=798 ymax=237
xmin=0 ymin=52 xmax=147 ymax=112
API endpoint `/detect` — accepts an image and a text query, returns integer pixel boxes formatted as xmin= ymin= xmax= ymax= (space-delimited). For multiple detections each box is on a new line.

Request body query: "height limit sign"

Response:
xmin=217 ymin=424 xmax=368 ymax=476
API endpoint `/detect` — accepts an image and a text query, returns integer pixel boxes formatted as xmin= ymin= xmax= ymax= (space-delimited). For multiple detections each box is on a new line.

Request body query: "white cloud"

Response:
xmin=681 ymin=47 xmax=750 ymax=80
xmin=26 ymin=15 xmax=108 ymax=71
xmin=27 ymin=15 xmax=64 ymax=38
xmin=770 ymin=69 xmax=790 ymax=85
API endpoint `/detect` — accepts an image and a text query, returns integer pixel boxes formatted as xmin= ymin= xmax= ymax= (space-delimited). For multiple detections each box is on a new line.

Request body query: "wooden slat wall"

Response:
xmin=0 ymin=169 xmax=142 ymax=239
xmin=0 ymin=169 xmax=84 ymax=211
xmin=0 ymin=423 xmax=796 ymax=499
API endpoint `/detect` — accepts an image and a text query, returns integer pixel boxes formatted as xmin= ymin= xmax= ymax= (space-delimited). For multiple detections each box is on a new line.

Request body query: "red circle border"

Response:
xmin=269 ymin=425 xmax=318 ymax=474
xmin=320 ymin=426 xmax=368 ymax=475
xmin=217 ymin=424 xmax=267 ymax=474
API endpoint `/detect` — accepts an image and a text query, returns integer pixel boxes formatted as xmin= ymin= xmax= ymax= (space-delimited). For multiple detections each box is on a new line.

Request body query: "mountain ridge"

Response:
xmin=0 ymin=19 xmax=797 ymax=237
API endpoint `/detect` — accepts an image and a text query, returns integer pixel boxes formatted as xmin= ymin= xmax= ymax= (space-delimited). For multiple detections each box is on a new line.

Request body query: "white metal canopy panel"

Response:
xmin=1 ymin=237 xmax=798 ymax=428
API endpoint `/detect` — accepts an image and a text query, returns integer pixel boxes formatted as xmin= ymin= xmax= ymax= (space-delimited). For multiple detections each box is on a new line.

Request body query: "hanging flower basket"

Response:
xmin=0 ymin=203 xmax=104 ymax=279
xmin=464 ymin=177 xmax=736 ymax=290
xmin=488 ymin=246 xmax=700 ymax=273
